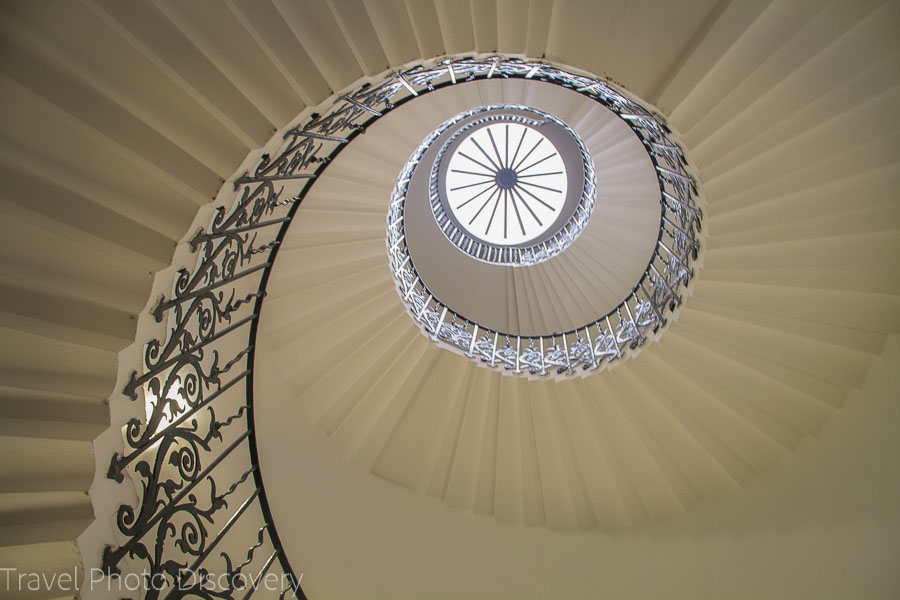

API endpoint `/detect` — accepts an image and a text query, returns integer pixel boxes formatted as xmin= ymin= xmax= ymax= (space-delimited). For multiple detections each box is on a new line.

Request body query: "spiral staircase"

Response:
xmin=0 ymin=1 xmax=898 ymax=599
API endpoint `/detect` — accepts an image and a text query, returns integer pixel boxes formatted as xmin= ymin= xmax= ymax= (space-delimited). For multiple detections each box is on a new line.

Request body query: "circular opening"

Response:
xmin=443 ymin=121 xmax=569 ymax=246
xmin=383 ymin=66 xmax=701 ymax=379
xmin=429 ymin=105 xmax=595 ymax=266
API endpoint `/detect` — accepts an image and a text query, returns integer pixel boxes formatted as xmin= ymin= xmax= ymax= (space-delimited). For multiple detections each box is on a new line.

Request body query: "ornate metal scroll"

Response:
xmin=103 ymin=171 xmax=305 ymax=599
xmin=102 ymin=52 xmax=424 ymax=600
xmin=103 ymin=54 xmax=700 ymax=600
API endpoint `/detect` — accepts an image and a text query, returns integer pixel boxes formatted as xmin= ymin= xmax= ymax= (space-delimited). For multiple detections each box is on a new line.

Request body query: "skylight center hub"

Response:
xmin=496 ymin=168 xmax=517 ymax=190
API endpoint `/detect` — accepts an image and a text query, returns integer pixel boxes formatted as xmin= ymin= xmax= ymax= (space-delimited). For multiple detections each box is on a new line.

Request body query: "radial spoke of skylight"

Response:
xmin=471 ymin=138 xmax=502 ymax=172
xmin=518 ymin=171 xmax=563 ymax=178
xmin=469 ymin=186 xmax=501 ymax=225
xmin=518 ymin=152 xmax=557 ymax=174
xmin=514 ymin=180 xmax=558 ymax=211
xmin=518 ymin=179 xmax=563 ymax=193
xmin=487 ymin=128 xmax=505 ymax=170
xmin=513 ymin=137 xmax=544 ymax=171
xmin=449 ymin=178 xmax=494 ymax=192
xmin=510 ymin=127 xmax=527 ymax=169
xmin=459 ymin=151 xmax=497 ymax=174
xmin=511 ymin=186 xmax=543 ymax=226
xmin=509 ymin=188 xmax=527 ymax=235
xmin=451 ymin=168 xmax=495 ymax=177
xmin=456 ymin=180 xmax=497 ymax=209
xmin=504 ymin=125 xmax=510 ymax=169
xmin=483 ymin=188 xmax=503 ymax=232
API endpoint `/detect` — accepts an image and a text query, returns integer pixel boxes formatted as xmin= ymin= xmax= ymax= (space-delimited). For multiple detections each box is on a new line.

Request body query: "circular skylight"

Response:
xmin=444 ymin=122 xmax=568 ymax=246
xmin=385 ymin=75 xmax=701 ymax=378
xmin=429 ymin=106 xmax=595 ymax=266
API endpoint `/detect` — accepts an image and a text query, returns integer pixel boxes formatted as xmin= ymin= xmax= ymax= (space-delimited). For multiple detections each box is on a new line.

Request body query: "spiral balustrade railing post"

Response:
xmin=99 ymin=55 xmax=700 ymax=599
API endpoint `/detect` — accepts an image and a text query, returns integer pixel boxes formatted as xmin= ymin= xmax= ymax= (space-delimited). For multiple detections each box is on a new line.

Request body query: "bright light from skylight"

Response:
xmin=444 ymin=122 xmax=568 ymax=246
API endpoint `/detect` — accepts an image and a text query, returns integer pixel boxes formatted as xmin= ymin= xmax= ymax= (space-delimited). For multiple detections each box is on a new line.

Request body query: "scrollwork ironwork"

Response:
xmin=104 ymin=54 xmax=700 ymax=600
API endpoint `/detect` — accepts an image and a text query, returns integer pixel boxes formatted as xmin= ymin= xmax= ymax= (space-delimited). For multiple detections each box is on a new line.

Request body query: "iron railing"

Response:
xmin=100 ymin=55 xmax=700 ymax=600
xmin=387 ymin=58 xmax=701 ymax=377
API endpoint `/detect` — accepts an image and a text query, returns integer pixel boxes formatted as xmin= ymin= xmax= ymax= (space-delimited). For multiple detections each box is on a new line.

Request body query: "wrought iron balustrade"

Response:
xmin=101 ymin=54 xmax=700 ymax=600
xmin=386 ymin=58 xmax=701 ymax=376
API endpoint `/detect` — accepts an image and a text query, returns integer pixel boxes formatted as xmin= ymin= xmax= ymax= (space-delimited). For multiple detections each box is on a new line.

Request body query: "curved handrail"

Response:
xmin=101 ymin=54 xmax=700 ymax=600
xmin=387 ymin=59 xmax=701 ymax=377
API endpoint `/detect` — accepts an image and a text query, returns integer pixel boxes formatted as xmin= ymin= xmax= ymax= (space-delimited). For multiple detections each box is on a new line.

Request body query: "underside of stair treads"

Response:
xmin=259 ymin=55 xmax=899 ymax=529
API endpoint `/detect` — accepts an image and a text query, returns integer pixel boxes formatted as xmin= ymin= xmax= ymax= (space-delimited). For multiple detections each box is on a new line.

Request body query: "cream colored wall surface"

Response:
xmin=254 ymin=334 xmax=900 ymax=599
